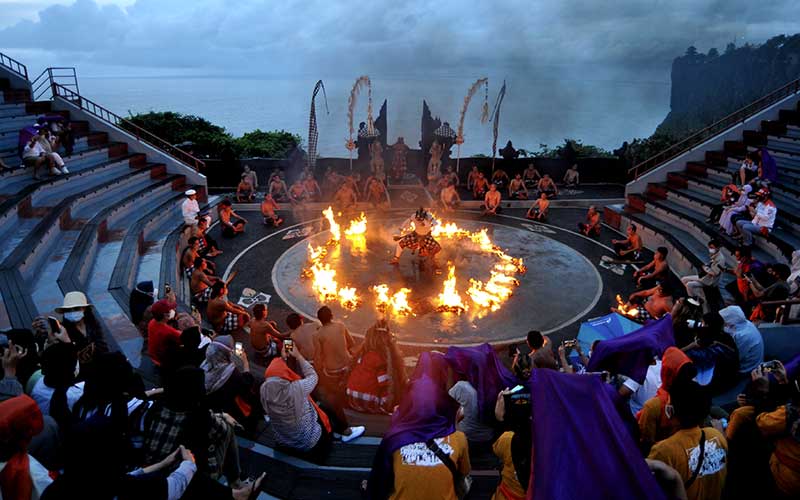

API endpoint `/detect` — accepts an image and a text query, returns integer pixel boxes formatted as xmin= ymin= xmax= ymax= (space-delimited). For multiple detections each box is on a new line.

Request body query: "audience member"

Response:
xmin=735 ymin=187 xmax=776 ymax=247
xmin=681 ymin=239 xmax=725 ymax=306
xmin=682 ymin=312 xmax=740 ymax=391
xmin=147 ymin=300 xmax=181 ymax=368
xmin=739 ymin=153 xmax=758 ymax=185
xmin=718 ymin=305 xmax=764 ymax=374
xmin=755 ymin=367 xmax=800 ymax=498
xmin=22 ymin=135 xmax=54 ymax=180
xmin=346 ymin=320 xmax=406 ymax=415
xmin=36 ymin=129 xmax=67 ymax=174
xmin=719 ymin=185 xmax=752 ymax=235
xmin=0 ymin=396 xmax=52 ymax=498
xmin=491 ymin=383 xmax=531 ymax=500
xmin=55 ymin=292 xmax=107 ymax=367
xmin=202 ymin=340 xmax=260 ymax=426
xmin=723 ymin=246 xmax=765 ymax=314
xmin=31 ymin=342 xmax=84 ymax=421
xmin=449 ymin=380 xmax=496 ymax=444
xmin=746 ymin=263 xmax=791 ymax=322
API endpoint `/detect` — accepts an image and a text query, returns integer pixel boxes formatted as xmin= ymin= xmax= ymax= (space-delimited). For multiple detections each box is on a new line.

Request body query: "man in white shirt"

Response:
xmin=23 ymin=137 xmax=53 ymax=180
xmin=620 ymin=358 xmax=662 ymax=414
xmin=181 ymin=189 xmax=200 ymax=226
xmin=735 ymin=188 xmax=777 ymax=246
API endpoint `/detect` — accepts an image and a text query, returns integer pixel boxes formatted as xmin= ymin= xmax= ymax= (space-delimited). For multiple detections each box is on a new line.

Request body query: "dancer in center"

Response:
xmin=389 ymin=208 xmax=441 ymax=269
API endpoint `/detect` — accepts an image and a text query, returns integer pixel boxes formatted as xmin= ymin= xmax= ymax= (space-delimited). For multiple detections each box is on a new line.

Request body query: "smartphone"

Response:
xmin=761 ymin=360 xmax=781 ymax=372
xmin=508 ymin=385 xmax=524 ymax=394
xmin=562 ymin=339 xmax=578 ymax=348
xmin=283 ymin=339 xmax=294 ymax=352
xmin=47 ymin=316 xmax=61 ymax=335
xmin=234 ymin=342 xmax=243 ymax=357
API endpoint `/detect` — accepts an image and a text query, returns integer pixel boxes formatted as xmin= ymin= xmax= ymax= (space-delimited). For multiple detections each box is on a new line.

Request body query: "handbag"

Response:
xmin=426 ymin=438 xmax=472 ymax=499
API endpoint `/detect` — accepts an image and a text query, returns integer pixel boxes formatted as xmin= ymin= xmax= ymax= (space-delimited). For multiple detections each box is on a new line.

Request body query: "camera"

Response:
xmin=562 ymin=339 xmax=578 ymax=348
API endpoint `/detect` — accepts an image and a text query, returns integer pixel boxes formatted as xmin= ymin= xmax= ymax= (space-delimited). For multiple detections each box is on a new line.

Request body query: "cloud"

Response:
xmin=0 ymin=0 xmax=798 ymax=77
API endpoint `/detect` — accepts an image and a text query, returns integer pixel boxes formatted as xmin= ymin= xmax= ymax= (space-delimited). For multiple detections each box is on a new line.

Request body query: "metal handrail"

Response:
xmin=629 ymin=77 xmax=800 ymax=180
xmin=32 ymin=67 xmax=79 ymax=101
xmin=0 ymin=51 xmax=28 ymax=80
xmin=52 ymin=83 xmax=205 ymax=172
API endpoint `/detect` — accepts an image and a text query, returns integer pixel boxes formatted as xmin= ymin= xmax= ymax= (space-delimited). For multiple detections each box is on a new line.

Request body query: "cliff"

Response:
xmin=657 ymin=34 xmax=800 ymax=137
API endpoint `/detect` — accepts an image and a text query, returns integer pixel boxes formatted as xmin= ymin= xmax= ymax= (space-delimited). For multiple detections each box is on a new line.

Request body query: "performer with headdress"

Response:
xmin=390 ymin=208 xmax=441 ymax=268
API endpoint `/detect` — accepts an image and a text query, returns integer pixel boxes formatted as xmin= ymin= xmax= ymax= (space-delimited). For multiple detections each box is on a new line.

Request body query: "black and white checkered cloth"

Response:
xmin=398 ymin=232 xmax=441 ymax=255
xmin=194 ymin=286 xmax=212 ymax=303
xmin=221 ymin=311 xmax=239 ymax=333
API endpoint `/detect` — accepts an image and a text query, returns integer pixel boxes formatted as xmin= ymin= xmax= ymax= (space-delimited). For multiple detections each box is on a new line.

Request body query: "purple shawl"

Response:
xmin=586 ymin=315 xmax=675 ymax=384
xmin=367 ymin=351 xmax=458 ymax=500
xmin=445 ymin=343 xmax=518 ymax=421
xmin=760 ymin=148 xmax=778 ymax=183
xmin=529 ymin=369 xmax=666 ymax=500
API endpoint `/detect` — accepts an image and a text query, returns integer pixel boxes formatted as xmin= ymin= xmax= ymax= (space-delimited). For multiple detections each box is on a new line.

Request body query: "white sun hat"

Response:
xmin=55 ymin=291 xmax=92 ymax=312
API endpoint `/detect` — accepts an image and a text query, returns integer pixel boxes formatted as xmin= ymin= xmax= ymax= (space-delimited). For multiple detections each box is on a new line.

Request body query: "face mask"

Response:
xmin=63 ymin=310 xmax=84 ymax=323
xmin=167 ymin=309 xmax=176 ymax=320
xmin=708 ymin=248 xmax=718 ymax=255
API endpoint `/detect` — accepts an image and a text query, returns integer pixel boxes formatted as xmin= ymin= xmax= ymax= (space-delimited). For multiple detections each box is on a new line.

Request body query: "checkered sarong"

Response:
xmin=184 ymin=265 xmax=195 ymax=279
xmin=398 ymin=232 xmax=441 ymax=255
xmin=197 ymin=237 xmax=207 ymax=253
xmin=194 ymin=286 xmax=212 ymax=303
xmin=635 ymin=305 xmax=653 ymax=324
xmin=221 ymin=311 xmax=239 ymax=333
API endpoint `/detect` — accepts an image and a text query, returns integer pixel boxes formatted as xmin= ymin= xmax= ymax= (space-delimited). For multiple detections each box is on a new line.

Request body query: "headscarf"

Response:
xmin=445 ymin=343 xmax=518 ymax=422
xmin=367 ymin=351 xmax=458 ymax=500
xmin=760 ymin=148 xmax=778 ymax=182
xmin=719 ymin=305 xmax=764 ymax=373
xmin=201 ymin=341 xmax=237 ymax=394
xmin=264 ymin=357 xmax=331 ymax=433
xmin=735 ymin=184 xmax=753 ymax=207
xmin=0 ymin=396 xmax=44 ymax=500
xmin=655 ymin=347 xmax=693 ymax=407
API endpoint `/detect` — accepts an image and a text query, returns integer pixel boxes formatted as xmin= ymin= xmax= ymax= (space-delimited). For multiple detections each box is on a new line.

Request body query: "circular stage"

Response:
xmin=271 ymin=216 xmax=602 ymax=346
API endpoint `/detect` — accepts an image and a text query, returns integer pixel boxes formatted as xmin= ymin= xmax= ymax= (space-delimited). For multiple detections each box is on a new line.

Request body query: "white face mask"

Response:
xmin=63 ymin=310 xmax=84 ymax=323
xmin=167 ymin=309 xmax=176 ymax=320
xmin=709 ymin=248 xmax=718 ymax=255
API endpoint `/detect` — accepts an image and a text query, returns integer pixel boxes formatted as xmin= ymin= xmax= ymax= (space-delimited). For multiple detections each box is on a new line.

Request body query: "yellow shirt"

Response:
xmin=757 ymin=405 xmax=800 ymax=497
xmin=492 ymin=431 xmax=527 ymax=500
xmin=638 ymin=396 xmax=680 ymax=453
xmin=390 ymin=431 xmax=470 ymax=500
xmin=648 ymin=427 xmax=728 ymax=500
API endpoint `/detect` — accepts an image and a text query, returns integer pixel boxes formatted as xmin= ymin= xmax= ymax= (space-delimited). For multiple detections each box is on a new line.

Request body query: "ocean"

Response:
xmin=77 ymin=74 xmax=671 ymax=158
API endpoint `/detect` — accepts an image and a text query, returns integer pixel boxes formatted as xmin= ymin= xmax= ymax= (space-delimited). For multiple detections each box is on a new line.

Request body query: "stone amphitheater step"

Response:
xmin=28 ymin=171 xmax=179 ymax=315
xmin=0 ymin=88 xmax=31 ymax=104
xmin=786 ymin=125 xmax=800 ymax=140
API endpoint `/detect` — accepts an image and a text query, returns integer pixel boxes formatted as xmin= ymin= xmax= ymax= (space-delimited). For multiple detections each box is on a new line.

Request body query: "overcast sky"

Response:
xmin=1 ymin=0 xmax=799 ymax=79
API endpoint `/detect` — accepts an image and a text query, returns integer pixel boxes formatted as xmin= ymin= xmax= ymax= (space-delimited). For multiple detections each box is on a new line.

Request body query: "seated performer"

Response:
xmin=389 ymin=208 xmax=441 ymax=268
xmin=508 ymin=174 xmax=528 ymax=200
xmin=440 ymin=181 xmax=461 ymax=212
xmin=611 ymin=223 xmax=643 ymax=261
xmin=526 ymin=193 xmax=550 ymax=221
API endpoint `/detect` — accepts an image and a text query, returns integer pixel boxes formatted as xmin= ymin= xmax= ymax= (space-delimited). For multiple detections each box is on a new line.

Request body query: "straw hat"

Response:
xmin=55 ymin=291 xmax=92 ymax=312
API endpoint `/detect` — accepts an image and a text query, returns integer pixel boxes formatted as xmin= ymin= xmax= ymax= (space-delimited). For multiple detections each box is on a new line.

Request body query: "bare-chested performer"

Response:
xmin=611 ymin=224 xmax=643 ymax=261
xmin=634 ymin=246 xmax=670 ymax=289
xmin=614 ymin=282 xmax=674 ymax=323
xmin=440 ymin=182 xmax=461 ymax=212
xmin=389 ymin=208 xmax=441 ymax=267
xmin=508 ymin=174 xmax=528 ymax=200
xmin=190 ymin=258 xmax=221 ymax=304
xmin=526 ymin=193 xmax=550 ymax=221
xmin=334 ymin=181 xmax=358 ymax=212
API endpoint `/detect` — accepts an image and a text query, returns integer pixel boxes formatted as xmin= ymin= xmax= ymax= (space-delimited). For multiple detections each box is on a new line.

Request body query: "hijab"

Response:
xmin=264 ymin=357 xmax=331 ymax=433
xmin=719 ymin=305 xmax=764 ymax=373
xmin=201 ymin=341 xmax=237 ymax=394
xmin=0 ymin=396 xmax=44 ymax=500
xmin=655 ymin=347 xmax=693 ymax=407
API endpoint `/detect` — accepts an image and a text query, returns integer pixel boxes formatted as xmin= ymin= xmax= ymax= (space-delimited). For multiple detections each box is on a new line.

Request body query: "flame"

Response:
xmin=372 ymin=284 xmax=414 ymax=316
xmin=436 ymin=263 xmax=467 ymax=313
xmin=615 ymin=294 xmax=640 ymax=318
xmin=345 ymin=212 xmax=367 ymax=237
xmin=337 ymin=286 xmax=361 ymax=310
xmin=323 ymin=206 xmax=340 ymax=242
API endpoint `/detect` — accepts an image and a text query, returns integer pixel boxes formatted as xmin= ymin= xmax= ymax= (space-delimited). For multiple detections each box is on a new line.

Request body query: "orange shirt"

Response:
xmin=390 ymin=431 xmax=470 ymax=500
xmin=638 ymin=396 xmax=681 ymax=452
xmin=725 ymin=406 xmax=755 ymax=441
xmin=492 ymin=431 xmax=527 ymax=500
xmin=757 ymin=405 xmax=800 ymax=497
xmin=648 ymin=426 xmax=728 ymax=500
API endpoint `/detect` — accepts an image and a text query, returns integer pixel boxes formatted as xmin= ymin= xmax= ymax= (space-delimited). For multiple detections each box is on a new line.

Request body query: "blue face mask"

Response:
xmin=63 ymin=310 xmax=84 ymax=323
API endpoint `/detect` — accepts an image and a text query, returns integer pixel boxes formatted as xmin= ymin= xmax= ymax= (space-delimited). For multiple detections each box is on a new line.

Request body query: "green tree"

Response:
xmin=235 ymin=129 xmax=303 ymax=158
xmin=124 ymin=111 xmax=234 ymax=157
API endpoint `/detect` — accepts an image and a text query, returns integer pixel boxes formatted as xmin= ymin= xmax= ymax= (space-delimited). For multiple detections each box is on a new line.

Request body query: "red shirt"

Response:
xmin=147 ymin=319 xmax=181 ymax=366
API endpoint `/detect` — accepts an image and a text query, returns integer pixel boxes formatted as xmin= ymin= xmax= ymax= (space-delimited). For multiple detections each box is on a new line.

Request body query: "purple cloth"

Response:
xmin=760 ymin=148 xmax=778 ymax=183
xmin=445 ymin=343 xmax=518 ymax=421
xmin=586 ymin=314 xmax=675 ymax=384
xmin=18 ymin=125 xmax=40 ymax=156
xmin=367 ymin=351 xmax=458 ymax=500
xmin=529 ymin=369 xmax=666 ymax=500
xmin=786 ymin=352 xmax=800 ymax=380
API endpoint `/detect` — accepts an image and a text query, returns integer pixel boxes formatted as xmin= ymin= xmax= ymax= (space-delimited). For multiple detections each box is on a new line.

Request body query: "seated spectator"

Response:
xmin=147 ymin=300 xmax=181 ymax=368
xmin=739 ymin=153 xmax=758 ymax=186
xmin=22 ymin=135 xmax=54 ymax=180
xmin=333 ymin=181 xmax=358 ymax=212
xmin=1 ymin=336 xmax=28 ymax=402
xmin=671 ymin=297 xmax=705 ymax=348
xmin=202 ymin=340 xmax=260 ymax=426
xmin=637 ymin=347 xmax=696 ymax=454
xmin=31 ymin=342 xmax=84 ymax=421
xmin=611 ymin=223 xmax=643 ymax=261
xmin=181 ymin=189 xmax=201 ymax=227
xmin=747 ymin=263 xmax=791 ymax=322
xmin=723 ymin=246 xmax=765 ymax=315
xmin=288 ymin=179 xmax=308 ymax=206
xmin=634 ymin=247 xmax=669 ymax=289
xmin=440 ymin=181 xmax=461 ymax=212
xmin=718 ymin=185 xmax=752 ymax=235
xmin=182 ymin=237 xmax=215 ymax=279
xmin=577 ymin=205 xmax=601 ymax=237
xmin=248 ymin=304 xmax=284 ymax=361
xmin=192 ymin=216 xmax=222 ymax=257
xmin=536 ymin=174 xmax=558 ymax=199
xmin=303 ymin=173 xmax=322 ymax=201
xmin=285 ymin=312 xmax=319 ymax=362
xmin=346 ymin=319 xmax=406 ymax=415
xmin=190 ymin=258 xmax=221 ymax=305
xmin=130 ymin=281 xmax=155 ymax=332
xmin=647 ymin=380 xmax=728 ymax=500
xmin=0 ymin=395 xmax=53 ymax=498
xmin=620 ymin=356 xmax=662 ymax=415
xmin=268 ymin=173 xmax=289 ymax=202
xmin=492 ymin=383 xmax=531 ymax=500
xmin=55 ymin=291 xmax=107 ymax=363
xmin=260 ymin=193 xmax=283 ymax=227
xmin=206 ymin=282 xmax=250 ymax=335
xmin=682 ymin=312 xmax=740 ymax=391
xmin=473 ymin=172 xmax=489 ymax=199
xmin=218 ymin=199 xmax=247 ymax=238
xmin=144 ymin=367 xmax=244 ymax=486
xmin=236 ymin=174 xmax=255 ymax=203
xmin=735 ymin=187 xmax=776 ymax=247
xmin=449 ymin=380 xmax=495 ymax=444
xmin=707 ymin=181 xmax=739 ymax=225
xmin=508 ymin=174 xmax=528 ymax=200
xmin=466 ymin=166 xmax=480 ymax=191
xmin=36 ymin=129 xmax=67 ymax=174
xmin=718 ymin=305 xmax=764 ymax=374
xmin=620 ymin=282 xmax=674 ymax=323
xmin=526 ymin=192 xmax=550 ymax=221
xmin=680 ymin=239 xmax=725 ymax=305
xmin=491 ymin=168 xmax=510 ymax=189
xmin=483 ymin=183 xmax=502 ymax=216
xmin=755 ymin=366 xmax=800 ymax=498
xmin=563 ymin=164 xmax=580 ymax=187
xmin=522 ymin=163 xmax=541 ymax=187
xmin=173 ymin=326 xmax=208 ymax=369
xmin=242 ymin=164 xmax=258 ymax=190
